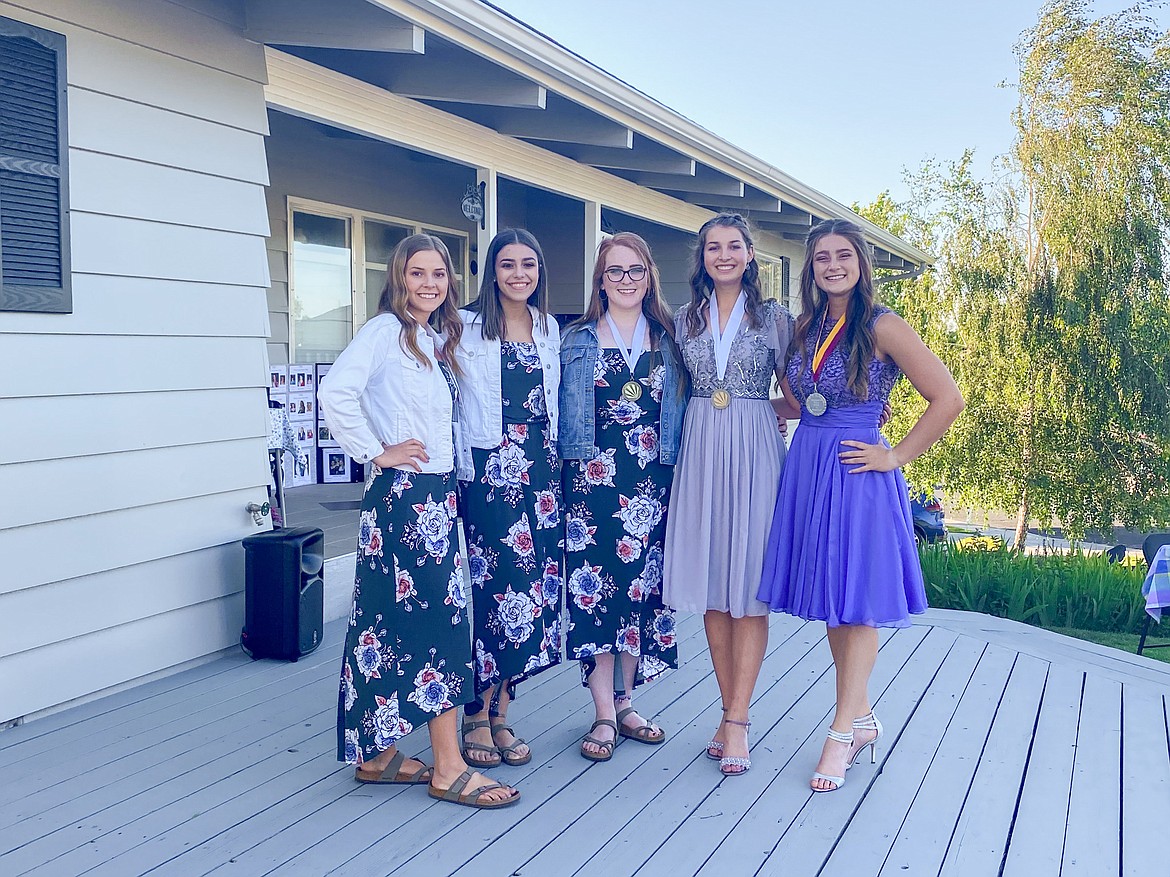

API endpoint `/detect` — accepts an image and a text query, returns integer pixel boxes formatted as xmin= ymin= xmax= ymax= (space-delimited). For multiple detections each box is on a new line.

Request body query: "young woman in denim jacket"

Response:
xmin=321 ymin=233 xmax=518 ymax=809
xmin=453 ymin=229 xmax=563 ymax=769
xmin=559 ymin=232 xmax=686 ymax=761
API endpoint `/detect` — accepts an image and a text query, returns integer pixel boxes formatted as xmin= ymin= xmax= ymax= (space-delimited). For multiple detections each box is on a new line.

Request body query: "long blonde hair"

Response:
xmin=377 ymin=233 xmax=463 ymax=377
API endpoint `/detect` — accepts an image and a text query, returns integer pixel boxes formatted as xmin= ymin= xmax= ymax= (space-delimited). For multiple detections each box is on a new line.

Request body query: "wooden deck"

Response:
xmin=2 ymin=608 xmax=1168 ymax=877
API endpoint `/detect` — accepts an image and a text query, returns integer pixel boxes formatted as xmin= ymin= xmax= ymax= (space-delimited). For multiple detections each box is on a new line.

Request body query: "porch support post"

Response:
xmin=583 ymin=199 xmax=603 ymax=311
xmin=475 ymin=167 xmax=498 ymax=299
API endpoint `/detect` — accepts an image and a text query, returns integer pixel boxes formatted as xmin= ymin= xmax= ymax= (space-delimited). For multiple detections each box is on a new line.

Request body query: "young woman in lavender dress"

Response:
xmin=757 ymin=218 xmax=963 ymax=792
xmin=662 ymin=213 xmax=795 ymax=776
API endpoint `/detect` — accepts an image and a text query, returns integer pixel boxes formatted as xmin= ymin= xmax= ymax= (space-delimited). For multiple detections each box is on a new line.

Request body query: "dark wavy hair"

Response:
xmin=376 ymin=233 xmax=463 ymax=377
xmin=684 ymin=212 xmax=765 ymax=339
xmin=795 ymin=218 xmax=876 ymax=399
xmin=464 ymin=228 xmax=550 ymax=341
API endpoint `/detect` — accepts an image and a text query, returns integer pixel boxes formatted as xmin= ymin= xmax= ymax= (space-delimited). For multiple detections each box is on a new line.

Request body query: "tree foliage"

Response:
xmin=859 ymin=0 xmax=1170 ymax=542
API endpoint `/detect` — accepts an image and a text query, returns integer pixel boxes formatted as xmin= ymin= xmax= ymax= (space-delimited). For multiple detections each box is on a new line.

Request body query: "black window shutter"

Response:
xmin=0 ymin=17 xmax=70 ymax=313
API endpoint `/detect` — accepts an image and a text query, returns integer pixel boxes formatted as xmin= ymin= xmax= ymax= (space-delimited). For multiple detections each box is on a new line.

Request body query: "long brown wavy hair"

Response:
xmin=795 ymin=218 xmax=875 ymax=400
xmin=376 ymin=233 xmax=463 ymax=377
xmin=684 ymin=212 xmax=765 ymax=340
xmin=574 ymin=232 xmax=677 ymax=349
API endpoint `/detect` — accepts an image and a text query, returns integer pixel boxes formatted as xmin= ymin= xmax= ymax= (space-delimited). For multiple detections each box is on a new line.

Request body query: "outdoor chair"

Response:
xmin=1104 ymin=544 xmax=1127 ymax=563
xmin=1137 ymin=533 xmax=1170 ymax=656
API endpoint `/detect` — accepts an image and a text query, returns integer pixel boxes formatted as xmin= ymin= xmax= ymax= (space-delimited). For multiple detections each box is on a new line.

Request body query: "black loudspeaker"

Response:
xmin=241 ymin=526 xmax=324 ymax=661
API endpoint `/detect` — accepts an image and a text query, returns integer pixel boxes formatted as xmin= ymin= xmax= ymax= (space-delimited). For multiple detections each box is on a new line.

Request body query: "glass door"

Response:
xmin=291 ymin=210 xmax=353 ymax=364
xmin=361 ymin=219 xmax=412 ymax=322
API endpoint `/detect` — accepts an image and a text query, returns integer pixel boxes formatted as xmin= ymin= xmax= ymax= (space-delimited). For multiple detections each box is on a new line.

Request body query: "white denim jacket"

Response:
xmin=318 ymin=312 xmax=459 ymax=474
xmin=453 ymin=305 xmax=560 ymax=480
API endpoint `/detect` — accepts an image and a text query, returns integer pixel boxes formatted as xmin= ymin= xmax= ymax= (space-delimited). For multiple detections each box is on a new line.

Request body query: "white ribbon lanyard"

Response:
xmin=603 ymin=310 xmax=648 ymax=377
xmin=710 ymin=291 xmax=746 ymax=382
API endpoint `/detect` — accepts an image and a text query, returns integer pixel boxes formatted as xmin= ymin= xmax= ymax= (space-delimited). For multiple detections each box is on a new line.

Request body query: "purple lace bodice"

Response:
xmin=787 ymin=306 xmax=901 ymax=408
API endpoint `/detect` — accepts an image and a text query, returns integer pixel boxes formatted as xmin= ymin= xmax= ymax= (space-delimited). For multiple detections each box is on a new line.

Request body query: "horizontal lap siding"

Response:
xmin=0 ymin=0 xmax=271 ymax=721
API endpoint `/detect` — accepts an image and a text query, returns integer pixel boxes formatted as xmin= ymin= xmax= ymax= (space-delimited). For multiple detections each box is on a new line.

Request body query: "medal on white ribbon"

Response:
xmin=709 ymin=291 xmax=746 ymax=411
xmin=604 ymin=310 xmax=648 ymax=402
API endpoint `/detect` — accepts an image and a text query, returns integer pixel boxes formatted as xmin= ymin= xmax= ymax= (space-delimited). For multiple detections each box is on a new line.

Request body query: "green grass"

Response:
xmin=1050 ymin=627 xmax=1170 ymax=664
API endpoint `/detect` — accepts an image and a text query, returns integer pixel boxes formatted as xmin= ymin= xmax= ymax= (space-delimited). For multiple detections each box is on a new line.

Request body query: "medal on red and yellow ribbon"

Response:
xmin=805 ymin=309 xmax=846 ymax=416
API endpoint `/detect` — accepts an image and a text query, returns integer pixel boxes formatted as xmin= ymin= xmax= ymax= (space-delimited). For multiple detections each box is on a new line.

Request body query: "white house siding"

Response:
xmin=0 ymin=0 xmax=273 ymax=721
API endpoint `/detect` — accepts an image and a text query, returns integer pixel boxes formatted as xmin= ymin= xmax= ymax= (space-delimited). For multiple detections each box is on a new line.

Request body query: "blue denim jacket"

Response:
xmin=558 ymin=320 xmax=688 ymax=465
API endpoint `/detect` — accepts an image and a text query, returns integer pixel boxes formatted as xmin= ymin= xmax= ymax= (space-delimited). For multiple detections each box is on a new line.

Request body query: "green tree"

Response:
xmin=861 ymin=0 xmax=1170 ymax=545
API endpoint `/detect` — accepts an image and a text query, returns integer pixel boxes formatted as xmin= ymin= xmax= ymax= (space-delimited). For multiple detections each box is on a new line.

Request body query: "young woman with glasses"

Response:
xmin=558 ymin=232 xmax=686 ymax=762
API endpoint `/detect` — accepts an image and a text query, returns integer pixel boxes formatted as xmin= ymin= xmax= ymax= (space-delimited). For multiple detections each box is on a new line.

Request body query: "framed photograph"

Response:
xmin=287 ymin=392 xmax=313 ymax=421
xmin=322 ymin=449 xmax=351 ymax=483
xmin=269 ymin=365 xmax=288 ymax=394
xmin=317 ymin=421 xmax=339 ymax=448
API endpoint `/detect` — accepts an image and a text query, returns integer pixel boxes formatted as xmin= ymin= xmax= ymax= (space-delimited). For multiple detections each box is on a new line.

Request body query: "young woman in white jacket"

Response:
xmin=320 ymin=233 xmax=519 ymax=810
xmin=454 ymin=229 xmax=563 ymax=769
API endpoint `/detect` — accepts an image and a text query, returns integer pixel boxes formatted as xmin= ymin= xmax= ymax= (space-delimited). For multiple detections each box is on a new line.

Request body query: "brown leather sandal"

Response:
xmin=490 ymin=720 xmax=532 ymax=766
xmin=427 ymin=769 xmax=520 ymax=809
xmin=616 ymin=706 xmax=666 ymax=745
xmin=354 ymin=749 xmax=433 ymax=785
xmin=461 ymin=718 xmax=502 ymax=767
xmin=580 ymin=719 xmax=618 ymax=762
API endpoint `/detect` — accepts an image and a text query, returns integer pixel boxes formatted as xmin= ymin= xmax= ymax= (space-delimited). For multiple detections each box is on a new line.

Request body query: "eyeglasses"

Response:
xmin=604 ymin=265 xmax=647 ymax=283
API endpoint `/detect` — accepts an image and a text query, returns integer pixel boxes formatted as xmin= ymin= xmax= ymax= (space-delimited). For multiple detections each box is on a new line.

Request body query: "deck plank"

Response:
xmin=872 ymin=641 xmax=1018 ymax=876
xmin=104 ymin=616 xmax=708 ymax=877
xmin=329 ymin=617 xmax=808 ymax=877
xmin=759 ymin=632 xmax=986 ymax=877
xmin=1062 ymin=673 xmax=1123 ymax=875
xmin=1120 ymin=689 xmax=1170 ymax=877
xmin=999 ymin=663 xmax=1085 ymax=877
xmin=0 ymin=608 xmax=1164 ymax=877
xmin=612 ymin=626 xmax=927 ymax=877
xmin=931 ymin=651 xmax=1049 ymax=877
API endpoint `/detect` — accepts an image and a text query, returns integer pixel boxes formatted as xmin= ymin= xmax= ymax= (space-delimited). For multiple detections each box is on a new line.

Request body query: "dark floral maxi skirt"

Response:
xmin=336 ymin=465 xmax=474 ymax=765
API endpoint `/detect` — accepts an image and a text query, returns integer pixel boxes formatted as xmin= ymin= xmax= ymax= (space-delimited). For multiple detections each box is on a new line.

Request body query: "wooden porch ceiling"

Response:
xmin=241 ymin=0 xmax=923 ymax=268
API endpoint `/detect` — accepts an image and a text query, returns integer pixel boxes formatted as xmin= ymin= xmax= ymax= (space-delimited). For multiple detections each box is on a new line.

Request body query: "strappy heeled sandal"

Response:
xmin=811 ymin=712 xmax=882 ymax=792
xmin=490 ymin=719 xmax=532 ymax=766
xmin=719 ymin=718 xmax=751 ymax=776
xmin=810 ymin=727 xmax=853 ymax=792
xmin=847 ymin=711 xmax=883 ymax=770
xmin=460 ymin=718 xmax=502 ymax=768
xmin=706 ymin=706 xmax=727 ymax=760
xmin=616 ymin=705 xmax=666 ymax=745
xmin=580 ymin=719 xmax=618 ymax=762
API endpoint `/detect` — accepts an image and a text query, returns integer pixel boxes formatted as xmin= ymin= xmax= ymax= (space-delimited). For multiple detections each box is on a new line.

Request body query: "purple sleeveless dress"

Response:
xmin=756 ymin=307 xmax=926 ymax=627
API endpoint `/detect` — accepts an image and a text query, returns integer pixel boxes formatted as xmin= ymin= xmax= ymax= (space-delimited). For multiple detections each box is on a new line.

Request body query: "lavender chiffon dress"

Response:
xmin=757 ymin=306 xmax=927 ymax=627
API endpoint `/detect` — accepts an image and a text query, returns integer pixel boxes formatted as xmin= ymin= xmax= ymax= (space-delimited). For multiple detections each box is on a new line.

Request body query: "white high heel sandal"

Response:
xmin=810 ymin=712 xmax=883 ymax=793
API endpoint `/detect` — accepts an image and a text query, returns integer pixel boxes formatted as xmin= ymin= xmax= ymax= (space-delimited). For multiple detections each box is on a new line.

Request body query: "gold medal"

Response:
xmin=711 ymin=389 xmax=731 ymax=409
xmin=621 ymin=380 xmax=643 ymax=402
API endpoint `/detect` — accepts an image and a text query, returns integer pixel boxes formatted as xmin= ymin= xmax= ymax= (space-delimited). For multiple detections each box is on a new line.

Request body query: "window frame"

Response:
xmin=0 ymin=15 xmax=71 ymax=314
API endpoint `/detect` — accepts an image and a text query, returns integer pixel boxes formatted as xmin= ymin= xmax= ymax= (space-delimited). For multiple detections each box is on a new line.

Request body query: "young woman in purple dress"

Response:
xmin=757 ymin=218 xmax=964 ymax=792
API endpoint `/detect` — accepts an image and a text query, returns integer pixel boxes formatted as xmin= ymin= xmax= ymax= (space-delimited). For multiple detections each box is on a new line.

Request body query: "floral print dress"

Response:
xmin=337 ymin=362 xmax=473 ymax=765
xmin=563 ymin=347 xmax=678 ymax=688
xmin=463 ymin=341 xmax=563 ymax=701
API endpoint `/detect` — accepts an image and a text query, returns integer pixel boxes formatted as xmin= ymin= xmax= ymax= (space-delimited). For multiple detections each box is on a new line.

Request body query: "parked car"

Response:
xmin=909 ymin=489 xmax=947 ymax=545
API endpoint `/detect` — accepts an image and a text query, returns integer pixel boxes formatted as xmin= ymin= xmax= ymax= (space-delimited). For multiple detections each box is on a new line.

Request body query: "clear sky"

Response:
xmin=490 ymin=0 xmax=1168 ymax=210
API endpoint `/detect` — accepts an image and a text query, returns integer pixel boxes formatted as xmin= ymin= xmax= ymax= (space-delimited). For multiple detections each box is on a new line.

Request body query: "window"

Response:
xmin=286 ymin=200 xmax=470 ymax=363
xmin=0 ymin=16 xmax=69 ymax=313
